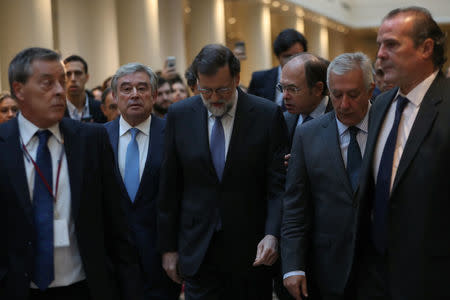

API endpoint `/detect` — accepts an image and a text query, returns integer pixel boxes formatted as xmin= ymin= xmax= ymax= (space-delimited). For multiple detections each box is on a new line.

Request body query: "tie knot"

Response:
xmin=36 ymin=130 xmax=51 ymax=144
xmin=396 ymin=95 xmax=409 ymax=113
xmin=348 ymin=126 xmax=359 ymax=138
xmin=129 ymin=128 xmax=139 ymax=140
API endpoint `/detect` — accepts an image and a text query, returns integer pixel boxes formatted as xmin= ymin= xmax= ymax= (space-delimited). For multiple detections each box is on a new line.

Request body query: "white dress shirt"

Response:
xmin=284 ymin=102 xmax=370 ymax=280
xmin=66 ymin=93 xmax=90 ymax=121
xmin=18 ymin=113 xmax=85 ymax=288
xmin=372 ymin=71 xmax=438 ymax=191
xmin=296 ymin=96 xmax=330 ymax=126
xmin=207 ymin=89 xmax=238 ymax=157
xmin=336 ymin=104 xmax=370 ymax=168
xmin=118 ymin=115 xmax=151 ymax=182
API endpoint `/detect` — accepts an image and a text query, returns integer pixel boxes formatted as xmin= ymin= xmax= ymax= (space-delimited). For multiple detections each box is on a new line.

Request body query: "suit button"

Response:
xmin=24 ymin=272 xmax=28 ymax=277
xmin=28 ymin=241 xmax=32 ymax=246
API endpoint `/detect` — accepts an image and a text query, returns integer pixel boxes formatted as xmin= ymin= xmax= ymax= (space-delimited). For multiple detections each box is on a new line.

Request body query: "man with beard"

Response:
xmin=63 ymin=55 xmax=106 ymax=123
xmin=157 ymin=44 xmax=288 ymax=300
xmin=153 ymin=77 xmax=173 ymax=118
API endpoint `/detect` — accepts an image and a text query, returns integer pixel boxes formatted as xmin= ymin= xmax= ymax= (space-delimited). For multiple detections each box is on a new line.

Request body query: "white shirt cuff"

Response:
xmin=283 ymin=270 xmax=305 ymax=279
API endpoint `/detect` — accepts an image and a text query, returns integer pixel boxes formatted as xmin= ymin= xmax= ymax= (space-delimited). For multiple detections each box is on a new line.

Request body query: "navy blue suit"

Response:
xmin=0 ymin=117 xmax=142 ymax=300
xmin=248 ymin=67 xmax=279 ymax=102
xmin=104 ymin=115 xmax=180 ymax=300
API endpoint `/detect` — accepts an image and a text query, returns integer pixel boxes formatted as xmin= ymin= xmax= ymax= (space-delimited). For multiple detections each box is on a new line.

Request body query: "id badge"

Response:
xmin=54 ymin=219 xmax=70 ymax=247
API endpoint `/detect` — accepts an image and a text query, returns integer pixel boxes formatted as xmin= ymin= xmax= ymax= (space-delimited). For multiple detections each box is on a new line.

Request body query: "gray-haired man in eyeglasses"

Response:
xmin=280 ymin=53 xmax=333 ymax=147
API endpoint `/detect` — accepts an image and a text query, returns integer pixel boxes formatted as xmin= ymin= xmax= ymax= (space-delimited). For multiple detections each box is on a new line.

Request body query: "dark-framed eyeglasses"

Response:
xmin=197 ymin=86 xmax=233 ymax=98
xmin=276 ymin=83 xmax=302 ymax=94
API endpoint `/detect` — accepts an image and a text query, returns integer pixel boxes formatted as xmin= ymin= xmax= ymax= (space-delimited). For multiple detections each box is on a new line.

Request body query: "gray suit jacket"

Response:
xmin=281 ymin=111 xmax=358 ymax=296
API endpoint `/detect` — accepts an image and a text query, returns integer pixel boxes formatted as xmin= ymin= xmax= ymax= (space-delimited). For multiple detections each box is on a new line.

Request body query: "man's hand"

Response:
xmin=162 ymin=252 xmax=182 ymax=284
xmin=284 ymin=153 xmax=291 ymax=168
xmin=253 ymin=234 xmax=278 ymax=266
xmin=284 ymin=275 xmax=308 ymax=299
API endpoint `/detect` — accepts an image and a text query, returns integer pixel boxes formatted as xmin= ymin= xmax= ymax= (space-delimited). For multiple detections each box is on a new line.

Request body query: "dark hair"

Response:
xmin=101 ymin=87 xmax=112 ymax=104
xmin=157 ymin=76 xmax=169 ymax=88
xmin=384 ymin=6 xmax=447 ymax=68
xmin=191 ymin=44 xmax=240 ymax=78
xmin=8 ymin=47 xmax=61 ymax=99
xmin=102 ymin=75 xmax=113 ymax=91
xmin=273 ymin=28 xmax=308 ymax=57
xmin=184 ymin=65 xmax=197 ymax=88
xmin=293 ymin=53 xmax=329 ymax=96
xmin=64 ymin=54 xmax=89 ymax=74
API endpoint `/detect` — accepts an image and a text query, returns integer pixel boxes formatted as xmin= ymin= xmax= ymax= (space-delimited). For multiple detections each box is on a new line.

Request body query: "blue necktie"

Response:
xmin=124 ymin=128 xmax=140 ymax=202
xmin=32 ymin=130 xmax=54 ymax=290
xmin=372 ymin=96 xmax=409 ymax=254
xmin=210 ymin=116 xmax=225 ymax=181
xmin=346 ymin=126 xmax=362 ymax=192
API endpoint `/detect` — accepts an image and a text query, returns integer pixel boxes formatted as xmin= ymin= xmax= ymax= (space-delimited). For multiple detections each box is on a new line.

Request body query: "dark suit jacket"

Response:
xmin=64 ymin=92 xmax=107 ymax=123
xmin=355 ymin=73 xmax=450 ymax=299
xmin=157 ymin=89 xmax=289 ymax=277
xmin=104 ymin=116 xmax=180 ymax=300
xmin=248 ymin=67 xmax=279 ymax=102
xmin=281 ymin=112 xmax=359 ymax=296
xmin=0 ymin=117 xmax=142 ymax=300
xmin=283 ymin=98 xmax=334 ymax=147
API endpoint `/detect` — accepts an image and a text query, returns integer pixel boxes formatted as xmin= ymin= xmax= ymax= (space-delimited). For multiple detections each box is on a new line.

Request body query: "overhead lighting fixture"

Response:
xmin=228 ymin=17 xmax=237 ymax=25
xmin=262 ymin=0 xmax=271 ymax=4
xmin=272 ymin=1 xmax=280 ymax=8
xmin=281 ymin=5 xmax=289 ymax=11
xmin=295 ymin=7 xmax=305 ymax=17
xmin=185 ymin=7 xmax=191 ymax=14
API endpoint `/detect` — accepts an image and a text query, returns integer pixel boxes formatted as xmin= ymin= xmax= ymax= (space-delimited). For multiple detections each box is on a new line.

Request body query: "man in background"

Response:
xmin=64 ymin=55 xmax=106 ymax=123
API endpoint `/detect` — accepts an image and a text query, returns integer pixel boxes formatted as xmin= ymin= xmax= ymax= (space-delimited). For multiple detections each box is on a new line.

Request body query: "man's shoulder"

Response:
xmin=242 ymin=91 xmax=279 ymax=112
xmin=251 ymin=66 xmax=278 ymax=78
xmin=168 ymin=95 xmax=202 ymax=114
xmin=296 ymin=112 xmax=334 ymax=137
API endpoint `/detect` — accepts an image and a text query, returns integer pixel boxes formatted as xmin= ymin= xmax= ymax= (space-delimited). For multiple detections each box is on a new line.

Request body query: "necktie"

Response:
xmin=346 ymin=126 xmax=362 ymax=192
xmin=303 ymin=115 xmax=313 ymax=124
xmin=124 ymin=128 xmax=140 ymax=202
xmin=372 ymin=96 xmax=409 ymax=254
xmin=210 ymin=116 xmax=225 ymax=181
xmin=32 ymin=130 xmax=54 ymax=290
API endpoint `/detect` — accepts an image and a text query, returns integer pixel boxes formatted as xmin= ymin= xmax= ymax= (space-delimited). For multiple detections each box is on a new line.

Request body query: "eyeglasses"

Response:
xmin=197 ymin=86 xmax=233 ymax=98
xmin=276 ymin=83 xmax=302 ymax=94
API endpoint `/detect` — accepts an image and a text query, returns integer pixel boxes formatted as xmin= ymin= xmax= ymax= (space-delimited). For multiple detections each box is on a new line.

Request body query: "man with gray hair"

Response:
xmin=281 ymin=52 xmax=373 ymax=300
xmin=104 ymin=63 xmax=181 ymax=299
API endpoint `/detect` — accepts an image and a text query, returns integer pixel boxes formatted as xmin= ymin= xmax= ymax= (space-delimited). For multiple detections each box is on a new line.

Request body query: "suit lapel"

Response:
xmin=192 ymin=98 xmax=218 ymax=181
xmin=134 ymin=116 xmax=164 ymax=203
xmin=391 ymin=75 xmax=443 ymax=193
xmin=222 ymin=90 xmax=253 ymax=181
xmin=59 ymin=118 xmax=83 ymax=221
xmin=2 ymin=119 xmax=33 ymax=224
xmin=321 ymin=113 xmax=354 ymax=199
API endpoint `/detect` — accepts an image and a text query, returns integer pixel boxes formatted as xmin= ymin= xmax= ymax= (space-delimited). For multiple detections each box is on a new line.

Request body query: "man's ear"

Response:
xmin=313 ymin=81 xmax=324 ymax=97
xmin=421 ymin=38 xmax=434 ymax=60
xmin=12 ymin=81 xmax=25 ymax=103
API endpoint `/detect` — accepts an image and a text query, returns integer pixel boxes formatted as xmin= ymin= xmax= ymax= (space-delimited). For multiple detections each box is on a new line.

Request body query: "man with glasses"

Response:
xmin=279 ymin=53 xmax=333 ymax=146
xmin=104 ymin=63 xmax=181 ymax=300
xmin=157 ymin=44 xmax=288 ymax=300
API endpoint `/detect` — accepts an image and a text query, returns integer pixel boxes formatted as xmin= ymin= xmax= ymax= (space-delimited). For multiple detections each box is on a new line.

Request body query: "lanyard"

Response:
xmin=21 ymin=137 xmax=64 ymax=203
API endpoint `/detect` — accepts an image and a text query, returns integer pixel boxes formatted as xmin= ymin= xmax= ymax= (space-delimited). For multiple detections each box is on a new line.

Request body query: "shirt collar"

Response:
xmin=336 ymin=101 xmax=371 ymax=137
xmin=395 ymin=70 xmax=438 ymax=108
xmin=207 ymin=88 xmax=239 ymax=119
xmin=66 ymin=93 xmax=89 ymax=115
xmin=18 ymin=113 xmax=63 ymax=146
xmin=119 ymin=114 xmax=152 ymax=137
xmin=306 ymin=95 xmax=329 ymax=120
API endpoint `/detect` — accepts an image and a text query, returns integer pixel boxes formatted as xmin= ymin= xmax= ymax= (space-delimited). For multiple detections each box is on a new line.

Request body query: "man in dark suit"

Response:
xmin=0 ymin=47 xmax=142 ymax=300
xmin=355 ymin=7 xmax=450 ymax=300
xmin=248 ymin=29 xmax=307 ymax=107
xmin=281 ymin=52 xmax=374 ymax=300
xmin=104 ymin=62 xmax=181 ymax=300
xmin=157 ymin=44 xmax=288 ymax=300
xmin=280 ymin=53 xmax=333 ymax=146
xmin=64 ymin=55 xmax=106 ymax=123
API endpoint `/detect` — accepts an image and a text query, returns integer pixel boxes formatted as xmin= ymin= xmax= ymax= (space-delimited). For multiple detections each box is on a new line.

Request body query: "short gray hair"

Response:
xmin=327 ymin=52 xmax=374 ymax=91
xmin=111 ymin=62 xmax=158 ymax=94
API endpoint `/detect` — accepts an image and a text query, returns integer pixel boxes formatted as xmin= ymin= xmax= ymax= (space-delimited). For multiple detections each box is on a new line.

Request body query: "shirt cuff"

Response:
xmin=283 ymin=271 xmax=305 ymax=279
